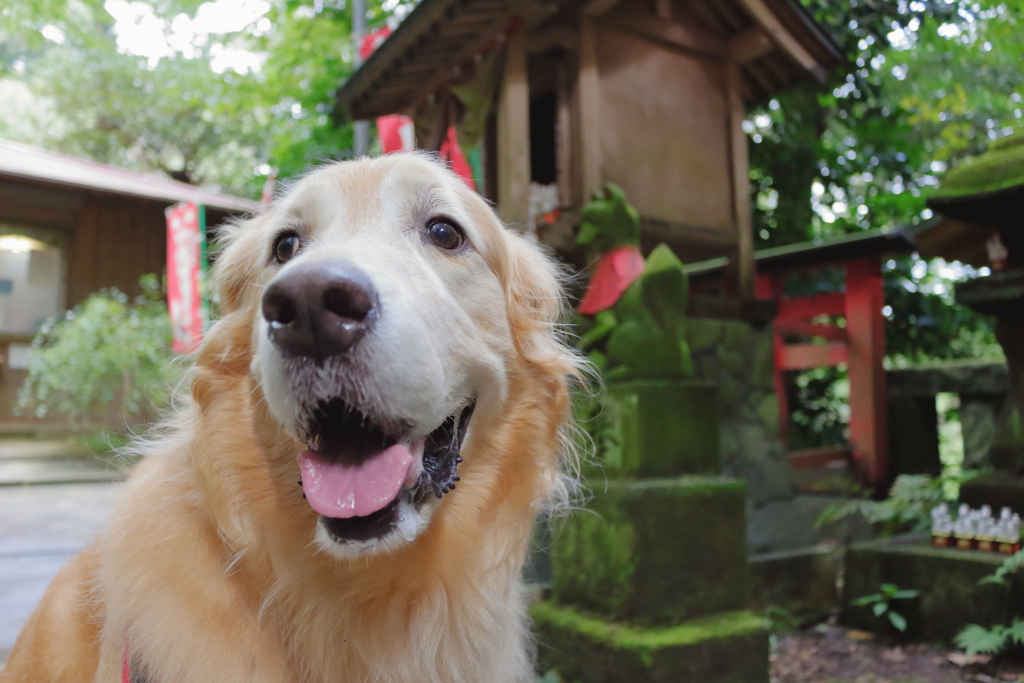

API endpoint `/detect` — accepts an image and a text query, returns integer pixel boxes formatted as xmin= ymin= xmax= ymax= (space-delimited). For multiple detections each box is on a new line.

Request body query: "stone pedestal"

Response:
xmin=535 ymin=380 xmax=768 ymax=682
xmin=842 ymin=534 xmax=1024 ymax=641
xmin=957 ymin=271 xmax=1024 ymax=473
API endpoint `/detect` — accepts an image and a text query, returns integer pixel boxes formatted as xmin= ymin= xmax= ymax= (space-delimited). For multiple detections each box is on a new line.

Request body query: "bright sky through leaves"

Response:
xmin=102 ymin=0 xmax=270 ymax=72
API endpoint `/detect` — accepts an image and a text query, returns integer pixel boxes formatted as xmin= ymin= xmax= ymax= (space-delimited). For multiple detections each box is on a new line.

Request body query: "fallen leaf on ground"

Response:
xmin=948 ymin=653 xmax=993 ymax=666
xmin=847 ymin=630 xmax=875 ymax=641
xmin=881 ymin=648 xmax=906 ymax=662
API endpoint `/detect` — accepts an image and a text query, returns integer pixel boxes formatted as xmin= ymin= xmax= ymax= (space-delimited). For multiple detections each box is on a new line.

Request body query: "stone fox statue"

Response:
xmin=575 ymin=184 xmax=693 ymax=382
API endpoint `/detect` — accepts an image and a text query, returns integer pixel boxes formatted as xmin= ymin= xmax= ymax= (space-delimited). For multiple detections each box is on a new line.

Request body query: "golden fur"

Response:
xmin=1 ymin=154 xmax=582 ymax=683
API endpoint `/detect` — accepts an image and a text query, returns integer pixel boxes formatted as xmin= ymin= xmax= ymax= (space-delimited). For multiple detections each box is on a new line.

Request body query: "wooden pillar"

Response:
xmin=726 ymin=63 xmax=754 ymax=300
xmin=578 ymin=18 xmax=602 ymax=201
xmin=845 ymin=257 xmax=888 ymax=484
xmin=756 ymin=272 xmax=789 ymax=447
xmin=497 ymin=33 xmax=530 ymax=224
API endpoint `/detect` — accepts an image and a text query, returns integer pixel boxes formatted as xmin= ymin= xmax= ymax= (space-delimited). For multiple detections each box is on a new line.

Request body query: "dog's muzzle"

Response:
xmin=262 ymin=261 xmax=378 ymax=364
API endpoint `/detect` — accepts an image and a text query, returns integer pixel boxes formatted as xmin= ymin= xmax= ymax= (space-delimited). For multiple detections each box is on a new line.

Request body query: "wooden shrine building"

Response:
xmin=336 ymin=0 xmax=843 ymax=299
xmin=0 ymin=138 xmax=259 ymax=429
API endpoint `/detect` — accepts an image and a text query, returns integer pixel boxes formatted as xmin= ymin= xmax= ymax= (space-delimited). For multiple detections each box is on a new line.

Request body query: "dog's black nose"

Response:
xmin=262 ymin=261 xmax=377 ymax=362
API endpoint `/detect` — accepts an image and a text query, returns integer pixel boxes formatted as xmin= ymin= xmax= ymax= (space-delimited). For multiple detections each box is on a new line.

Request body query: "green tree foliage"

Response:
xmin=0 ymin=0 xmax=411 ymax=195
xmin=17 ymin=275 xmax=182 ymax=425
xmin=754 ymin=0 xmax=1024 ymax=247
xmin=752 ymin=1 xmax=1019 ymax=366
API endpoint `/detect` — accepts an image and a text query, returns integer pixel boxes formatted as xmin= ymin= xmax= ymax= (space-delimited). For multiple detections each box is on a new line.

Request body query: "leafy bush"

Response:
xmin=955 ymin=621 xmax=1024 ymax=658
xmin=952 ymin=549 xmax=1024 ymax=659
xmin=817 ymin=472 xmax=980 ymax=536
xmin=851 ymin=583 xmax=920 ymax=633
xmin=17 ymin=275 xmax=183 ymax=425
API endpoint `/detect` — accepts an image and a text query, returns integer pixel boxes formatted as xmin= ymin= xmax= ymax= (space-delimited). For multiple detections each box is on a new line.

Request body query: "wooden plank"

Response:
xmin=556 ymin=60 xmax=574 ymax=207
xmin=774 ymin=320 xmax=848 ymax=341
xmin=497 ymin=32 xmax=531 ymax=224
xmin=789 ymin=445 xmax=851 ymax=471
xmin=845 ymin=257 xmax=888 ymax=484
xmin=527 ymin=26 xmax=577 ymax=53
xmin=600 ymin=7 xmax=727 ymax=61
xmin=598 ymin=29 xmax=733 ymax=231
xmin=727 ymin=27 xmax=773 ymax=63
xmin=726 ymin=63 xmax=753 ymax=299
xmin=581 ymin=0 xmax=622 ymax=18
xmin=395 ymin=18 xmax=510 ymax=117
xmin=777 ymin=341 xmax=847 ymax=370
xmin=578 ymin=18 xmax=602 ymax=200
xmin=775 ymin=293 xmax=846 ymax=321
xmin=737 ymin=0 xmax=826 ymax=81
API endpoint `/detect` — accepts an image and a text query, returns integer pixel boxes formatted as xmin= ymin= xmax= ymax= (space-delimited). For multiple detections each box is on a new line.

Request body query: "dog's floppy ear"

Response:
xmin=502 ymin=232 xmax=582 ymax=381
xmin=211 ymin=213 xmax=268 ymax=315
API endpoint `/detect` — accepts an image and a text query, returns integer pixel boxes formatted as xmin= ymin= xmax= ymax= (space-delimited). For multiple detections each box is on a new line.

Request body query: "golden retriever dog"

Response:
xmin=2 ymin=154 xmax=582 ymax=683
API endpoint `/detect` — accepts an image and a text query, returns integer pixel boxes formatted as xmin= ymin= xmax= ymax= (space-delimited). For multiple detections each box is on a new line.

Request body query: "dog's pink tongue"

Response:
xmin=298 ymin=445 xmax=413 ymax=519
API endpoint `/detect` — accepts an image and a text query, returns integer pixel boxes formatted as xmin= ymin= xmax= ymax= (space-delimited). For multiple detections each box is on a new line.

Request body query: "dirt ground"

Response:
xmin=771 ymin=622 xmax=1024 ymax=683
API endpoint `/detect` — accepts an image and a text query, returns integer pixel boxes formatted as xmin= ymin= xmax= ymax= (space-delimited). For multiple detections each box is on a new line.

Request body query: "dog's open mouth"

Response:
xmin=296 ymin=399 xmax=475 ymax=544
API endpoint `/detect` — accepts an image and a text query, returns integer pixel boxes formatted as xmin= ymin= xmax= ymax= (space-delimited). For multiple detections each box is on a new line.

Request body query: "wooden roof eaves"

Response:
xmin=336 ymin=0 xmax=466 ymax=118
xmin=337 ymin=0 xmax=845 ymax=119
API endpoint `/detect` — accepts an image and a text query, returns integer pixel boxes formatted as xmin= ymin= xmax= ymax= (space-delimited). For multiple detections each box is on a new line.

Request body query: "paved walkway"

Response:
xmin=0 ymin=439 xmax=126 ymax=486
xmin=0 ymin=439 xmax=127 ymax=669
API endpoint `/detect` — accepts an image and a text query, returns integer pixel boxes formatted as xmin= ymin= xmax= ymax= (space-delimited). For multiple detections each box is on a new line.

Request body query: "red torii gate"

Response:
xmin=756 ymin=258 xmax=887 ymax=483
xmin=693 ymin=229 xmax=915 ymax=486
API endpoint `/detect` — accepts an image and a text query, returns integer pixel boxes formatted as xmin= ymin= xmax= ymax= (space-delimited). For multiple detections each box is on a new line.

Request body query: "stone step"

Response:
xmin=748 ymin=544 xmax=837 ymax=618
xmin=842 ymin=533 xmax=1023 ymax=642
xmin=551 ymin=476 xmax=749 ymax=623
xmin=0 ymin=458 xmax=125 ymax=486
xmin=582 ymin=380 xmax=721 ymax=478
xmin=532 ymin=602 xmax=768 ymax=683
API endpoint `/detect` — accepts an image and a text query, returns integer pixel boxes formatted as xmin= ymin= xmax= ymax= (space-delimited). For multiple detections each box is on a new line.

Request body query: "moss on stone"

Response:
xmin=932 ymin=131 xmax=1024 ymax=201
xmin=533 ymin=602 xmax=769 ymax=683
xmin=550 ymin=503 xmax=637 ymax=614
xmin=582 ymin=380 xmax=721 ymax=478
xmin=757 ymin=394 xmax=781 ymax=439
xmin=842 ymin=534 xmax=1024 ymax=641
xmin=686 ymin=318 xmax=723 ymax=353
xmin=551 ymin=477 xmax=751 ymax=623
xmin=531 ymin=602 xmax=764 ymax=651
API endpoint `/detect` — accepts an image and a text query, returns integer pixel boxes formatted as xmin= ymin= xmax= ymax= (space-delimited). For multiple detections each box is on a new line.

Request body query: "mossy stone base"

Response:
xmin=589 ymin=380 xmax=720 ymax=478
xmin=533 ymin=602 xmax=768 ymax=683
xmin=842 ymin=534 xmax=1024 ymax=641
xmin=552 ymin=477 xmax=749 ymax=624
xmin=749 ymin=545 xmax=838 ymax=618
xmin=959 ymin=471 xmax=1024 ymax=514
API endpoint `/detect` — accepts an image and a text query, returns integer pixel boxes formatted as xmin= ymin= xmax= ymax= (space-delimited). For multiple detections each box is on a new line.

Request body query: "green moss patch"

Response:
xmin=551 ymin=477 xmax=751 ymax=623
xmin=533 ymin=603 xmax=769 ymax=682
xmin=932 ymin=131 xmax=1024 ymax=200
xmin=531 ymin=602 xmax=764 ymax=651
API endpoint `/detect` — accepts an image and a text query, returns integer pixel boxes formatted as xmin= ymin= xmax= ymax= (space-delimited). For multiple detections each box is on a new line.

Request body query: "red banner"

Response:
xmin=165 ymin=202 xmax=205 ymax=353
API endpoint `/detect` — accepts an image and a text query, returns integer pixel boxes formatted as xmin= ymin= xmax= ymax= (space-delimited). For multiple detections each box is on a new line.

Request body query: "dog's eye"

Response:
xmin=274 ymin=233 xmax=300 ymax=264
xmin=426 ymin=219 xmax=464 ymax=251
